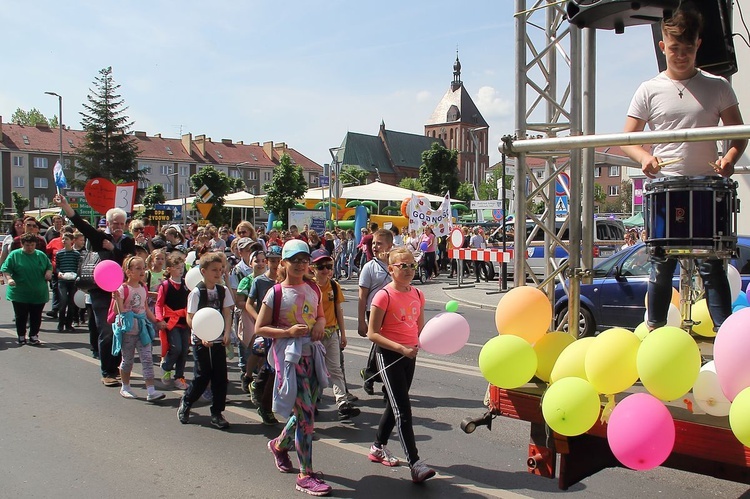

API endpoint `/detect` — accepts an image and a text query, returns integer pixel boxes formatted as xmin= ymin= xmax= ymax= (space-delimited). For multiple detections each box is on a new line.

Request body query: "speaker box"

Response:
xmin=652 ymin=0 xmax=737 ymax=77
xmin=567 ymin=0 xmax=680 ymax=33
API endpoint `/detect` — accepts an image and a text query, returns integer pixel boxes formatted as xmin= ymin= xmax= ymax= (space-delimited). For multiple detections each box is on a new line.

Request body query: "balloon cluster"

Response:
xmin=476 ymin=283 xmax=750 ymax=472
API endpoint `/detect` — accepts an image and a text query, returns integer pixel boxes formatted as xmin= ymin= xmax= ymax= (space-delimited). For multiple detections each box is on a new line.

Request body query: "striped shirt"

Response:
xmin=55 ymin=248 xmax=81 ymax=274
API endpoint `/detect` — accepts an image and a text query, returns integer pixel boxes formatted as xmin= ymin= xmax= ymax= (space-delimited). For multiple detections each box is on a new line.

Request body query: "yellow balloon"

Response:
xmin=479 ymin=335 xmax=538 ymax=389
xmin=495 ymin=286 xmax=552 ymax=344
xmin=729 ymin=387 xmax=750 ymax=447
xmin=634 ymin=322 xmax=650 ymax=341
xmin=691 ymin=299 xmax=716 ymax=338
xmin=637 ymin=326 xmax=701 ymax=401
xmin=550 ymin=337 xmax=595 ymax=383
xmin=644 ymin=287 xmax=681 ymax=309
xmin=542 ymin=377 xmax=601 ymax=436
xmin=585 ymin=328 xmax=641 ymax=395
xmin=534 ymin=332 xmax=576 ymax=382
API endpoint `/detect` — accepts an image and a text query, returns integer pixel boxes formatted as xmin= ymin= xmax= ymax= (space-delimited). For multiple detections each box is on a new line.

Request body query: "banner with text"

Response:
xmin=408 ymin=193 xmax=452 ymax=236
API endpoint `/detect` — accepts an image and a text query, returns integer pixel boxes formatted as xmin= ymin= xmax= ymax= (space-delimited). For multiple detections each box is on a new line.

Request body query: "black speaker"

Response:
xmin=567 ymin=0 xmax=680 ymax=33
xmin=651 ymin=0 xmax=737 ymax=77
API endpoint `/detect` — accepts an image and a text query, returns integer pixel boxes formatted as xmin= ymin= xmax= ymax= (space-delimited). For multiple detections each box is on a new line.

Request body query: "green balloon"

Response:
xmin=542 ymin=377 xmax=601 ymax=436
xmin=445 ymin=300 xmax=459 ymax=313
xmin=478 ymin=335 xmax=537 ymax=389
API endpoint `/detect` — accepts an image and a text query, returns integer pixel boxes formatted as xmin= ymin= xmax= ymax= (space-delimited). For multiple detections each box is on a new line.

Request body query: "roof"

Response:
xmin=426 ymin=84 xmax=488 ymax=127
xmin=381 ymin=129 xmax=442 ymax=169
xmin=196 ymin=139 xmax=276 ymax=168
xmin=339 ymin=132 xmax=395 ymax=173
xmin=0 ymin=123 xmax=86 ymax=154
xmin=269 ymin=146 xmax=322 ymax=172
xmin=131 ymin=135 xmax=193 ymax=162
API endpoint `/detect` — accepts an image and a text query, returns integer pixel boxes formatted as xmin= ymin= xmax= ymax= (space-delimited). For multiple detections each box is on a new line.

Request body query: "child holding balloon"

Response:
xmin=111 ymin=255 xmax=167 ymax=401
xmin=366 ymin=247 xmax=435 ymax=483
xmin=178 ymin=252 xmax=234 ymax=429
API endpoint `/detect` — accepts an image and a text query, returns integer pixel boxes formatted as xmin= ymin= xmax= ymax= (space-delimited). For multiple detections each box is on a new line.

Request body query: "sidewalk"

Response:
xmin=441 ymin=277 xmax=514 ymax=310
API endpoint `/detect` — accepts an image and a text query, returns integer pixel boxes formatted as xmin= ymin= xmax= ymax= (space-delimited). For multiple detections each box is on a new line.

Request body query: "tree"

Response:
xmin=141 ymin=184 xmax=166 ymax=210
xmin=619 ymin=181 xmax=633 ymax=214
xmin=11 ymin=107 xmax=56 ymax=127
xmin=12 ymin=192 xmax=29 ymax=218
xmin=419 ymin=143 xmax=460 ymax=197
xmin=398 ymin=177 xmax=424 ymax=192
xmin=593 ymin=183 xmax=607 ymax=205
xmin=73 ymin=66 xmax=141 ymax=191
xmin=339 ymin=165 xmax=369 ymax=186
xmin=263 ymin=154 xmax=307 ymax=228
xmin=455 ymin=182 xmax=475 ymax=203
xmin=190 ymin=166 xmax=237 ymax=226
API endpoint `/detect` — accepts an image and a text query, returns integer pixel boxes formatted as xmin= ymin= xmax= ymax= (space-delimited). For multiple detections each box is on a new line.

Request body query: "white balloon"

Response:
xmin=185 ymin=252 xmax=197 ymax=266
xmin=693 ymin=361 xmax=731 ymax=417
xmin=184 ymin=266 xmax=203 ymax=290
xmin=643 ymin=303 xmax=682 ymax=328
xmin=192 ymin=307 xmax=224 ymax=342
xmin=727 ymin=264 xmax=742 ymax=301
xmin=73 ymin=290 xmax=87 ymax=309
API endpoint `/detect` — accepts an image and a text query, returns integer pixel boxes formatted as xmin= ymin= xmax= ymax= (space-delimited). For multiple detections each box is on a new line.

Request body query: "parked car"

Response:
xmin=553 ymin=238 xmax=750 ymax=337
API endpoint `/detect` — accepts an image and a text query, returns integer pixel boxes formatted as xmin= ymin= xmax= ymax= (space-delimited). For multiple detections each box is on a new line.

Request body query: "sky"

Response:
xmin=2 ymin=0 xmax=660 ymax=168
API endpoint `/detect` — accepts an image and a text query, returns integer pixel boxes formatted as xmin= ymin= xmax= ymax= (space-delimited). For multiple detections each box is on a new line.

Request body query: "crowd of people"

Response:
xmin=0 ymin=194 xmax=441 ymax=496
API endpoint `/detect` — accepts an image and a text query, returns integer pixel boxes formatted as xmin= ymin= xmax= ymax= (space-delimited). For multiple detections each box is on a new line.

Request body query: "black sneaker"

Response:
xmin=17 ymin=337 xmax=26 ymax=346
xmin=258 ymin=408 xmax=279 ymax=426
xmin=177 ymin=398 xmax=191 ymax=424
xmin=28 ymin=336 xmax=41 ymax=346
xmin=45 ymin=311 xmax=58 ymax=319
xmin=56 ymin=324 xmax=64 ymax=332
xmin=338 ymin=403 xmax=361 ymax=421
xmin=241 ymin=375 xmax=251 ymax=394
xmin=211 ymin=413 xmax=230 ymax=429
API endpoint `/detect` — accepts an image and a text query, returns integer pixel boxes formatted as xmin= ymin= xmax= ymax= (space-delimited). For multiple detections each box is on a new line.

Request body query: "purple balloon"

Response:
xmin=93 ymin=260 xmax=124 ymax=292
xmin=419 ymin=241 xmax=429 ymax=251
xmin=745 ymin=281 xmax=750 ymax=305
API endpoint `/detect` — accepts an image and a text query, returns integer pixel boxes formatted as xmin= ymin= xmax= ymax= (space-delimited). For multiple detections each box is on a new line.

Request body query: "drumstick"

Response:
xmin=656 ymin=158 xmax=682 ymax=169
xmin=709 ymin=161 xmax=721 ymax=173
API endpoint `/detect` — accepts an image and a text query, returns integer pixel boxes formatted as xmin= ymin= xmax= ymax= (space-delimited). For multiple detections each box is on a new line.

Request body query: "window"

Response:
xmin=179 ymin=165 xmax=188 ymax=177
xmin=13 ymin=156 xmax=23 ymax=167
xmin=249 ymin=171 xmax=258 ymax=180
xmin=138 ymin=180 xmax=150 ymax=189
xmin=64 ymin=158 xmax=73 ymax=168
xmin=264 ymin=171 xmax=272 ymax=181
xmin=162 ymin=182 xmax=173 ymax=195
xmin=229 ymin=170 xmax=241 ymax=179
xmin=34 ymin=177 xmax=49 ymax=189
xmin=160 ymin=165 xmax=172 ymax=175
xmin=179 ymin=183 xmax=187 ymax=196
xmin=13 ymin=176 xmax=24 ymax=188
xmin=535 ymin=170 xmax=544 ymax=179
xmin=33 ymin=196 xmax=49 ymax=209
xmin=608 ymin=185 xmax=620 ymax=196
xmin=33 ymin=157 xmax=48 ymax=169
xmin=594 ymin=167 xmax=601 ymax=177
xmin=140 ymin=163 xmax=152 ymax=174
xmin=609 ymin=165 xmax=620 ymax=177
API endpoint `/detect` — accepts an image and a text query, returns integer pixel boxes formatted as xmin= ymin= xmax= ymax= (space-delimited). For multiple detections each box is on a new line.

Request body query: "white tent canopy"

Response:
xmin=305 ymin=181 xmax=459 ymax=203
xmin=161 ymin=191 xmax=266 ymax=209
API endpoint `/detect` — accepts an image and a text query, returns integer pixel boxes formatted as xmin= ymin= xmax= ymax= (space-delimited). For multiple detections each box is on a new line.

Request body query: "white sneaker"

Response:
xmin=120 ymin=387 xmax=137 ymax=399
xmin=147 ymin=390 xmax=166 ymax=402
xmin=173 ymin=378 xmax=189 ymax=390
xmin=368 ymin=444 xmax=400 ymax=467
xmin=410 ymin=459 xmax=436 ymax=483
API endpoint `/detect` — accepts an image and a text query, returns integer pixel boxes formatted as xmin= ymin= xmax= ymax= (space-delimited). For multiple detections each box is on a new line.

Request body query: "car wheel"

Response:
xmin=555 ymin=306 xmax=595 ymax=338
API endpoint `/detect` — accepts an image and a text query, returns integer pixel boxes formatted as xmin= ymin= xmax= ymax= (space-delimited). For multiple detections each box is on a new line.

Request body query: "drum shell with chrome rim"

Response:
xmin=643 ymin=176 xmax=738 ymax=257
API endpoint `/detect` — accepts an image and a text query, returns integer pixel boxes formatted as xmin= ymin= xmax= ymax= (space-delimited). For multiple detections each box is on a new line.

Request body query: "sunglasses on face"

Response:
xmin=132 ymin=227 xmax=144 ymax=232
xmin=393 ymin=263 xmax=417 ymax=270
xmin=238 ymin=230 xmax=248 ymax=235
xmin=315 ymin=264 xmax=333 ymax=270
xmin=289 ymin=258 xmax=310 ymax=265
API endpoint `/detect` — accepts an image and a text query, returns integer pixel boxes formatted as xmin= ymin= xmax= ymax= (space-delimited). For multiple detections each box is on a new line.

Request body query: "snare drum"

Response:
xmin=643 ymin=176 xmax=738 ymax=257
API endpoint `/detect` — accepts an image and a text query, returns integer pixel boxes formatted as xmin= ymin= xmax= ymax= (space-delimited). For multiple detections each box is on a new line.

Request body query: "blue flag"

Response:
xmin=53 ymin=161 xmax=67 ymax=190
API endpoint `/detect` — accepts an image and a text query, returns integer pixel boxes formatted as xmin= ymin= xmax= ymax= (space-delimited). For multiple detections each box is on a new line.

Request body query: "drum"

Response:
xmin=643 ymin=176 xmax=737 ymax=257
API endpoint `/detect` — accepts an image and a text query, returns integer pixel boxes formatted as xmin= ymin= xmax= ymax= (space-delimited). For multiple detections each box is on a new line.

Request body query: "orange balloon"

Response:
xmin=401 ymin=197 xmax=410 ymax=219
xmin=645 ymin=287 xmax=681 ymax=310
xmin=495 ymin=286 xmax=552 ymax=344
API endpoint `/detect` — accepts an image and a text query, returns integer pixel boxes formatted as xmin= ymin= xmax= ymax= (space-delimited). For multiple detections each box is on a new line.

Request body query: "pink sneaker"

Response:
xmin=268 ymin=438 xmax=293 ymax=473
xmin=368 ymin=444 xmax=400 ymax=467
xmin=295 ymin=472 xmax=331 ymax=496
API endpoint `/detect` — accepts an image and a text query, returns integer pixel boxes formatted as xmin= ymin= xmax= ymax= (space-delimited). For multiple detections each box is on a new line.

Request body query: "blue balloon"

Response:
xmin=732 ymin=294 xmax=749 ymax=308
xmin=419 ymin=241 xmax=429 ymax=251
xmin=733 ymin=304 xmax=748 ymax=314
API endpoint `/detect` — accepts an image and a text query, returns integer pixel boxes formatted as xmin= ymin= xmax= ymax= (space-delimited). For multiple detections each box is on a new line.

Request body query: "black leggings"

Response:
xmin=12 ymin=302 xmax=44 ymax=339
xmin=374 ymin=346 xmax=420 ymax=466
xmin=184 ymin=343 xmax=228 ymax=416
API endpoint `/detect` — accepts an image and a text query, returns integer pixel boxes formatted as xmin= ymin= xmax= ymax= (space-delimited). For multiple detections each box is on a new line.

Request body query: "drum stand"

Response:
xmin=677 ymin=257 xmax=701 ymax=331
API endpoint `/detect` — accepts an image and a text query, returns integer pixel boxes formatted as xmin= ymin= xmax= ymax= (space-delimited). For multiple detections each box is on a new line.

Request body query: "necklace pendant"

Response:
xmin=678 ymin=91 xmax=683 ymax=99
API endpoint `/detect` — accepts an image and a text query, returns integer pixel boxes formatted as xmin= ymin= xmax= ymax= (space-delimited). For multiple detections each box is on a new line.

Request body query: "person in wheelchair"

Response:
xmin=621 ymin=8 xmax=747 ymax=330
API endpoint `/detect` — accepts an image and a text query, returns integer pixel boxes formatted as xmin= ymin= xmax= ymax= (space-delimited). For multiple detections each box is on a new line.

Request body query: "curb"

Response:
xmin=443 ymin=281 xmax=514 ymax=310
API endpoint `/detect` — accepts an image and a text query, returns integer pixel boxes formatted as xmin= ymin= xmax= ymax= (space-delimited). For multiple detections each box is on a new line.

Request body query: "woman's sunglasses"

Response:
xmin=315 ymin=264 xmax=333 ymax=270
xmin=393 ymin=263 xmax=417 ymax=270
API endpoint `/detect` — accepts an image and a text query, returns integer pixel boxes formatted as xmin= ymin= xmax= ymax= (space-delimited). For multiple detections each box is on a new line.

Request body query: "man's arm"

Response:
xmin=718 ymin=104 xmax=747 ymax=177
xmin=621 ymin=117 xmax=661 ymax=179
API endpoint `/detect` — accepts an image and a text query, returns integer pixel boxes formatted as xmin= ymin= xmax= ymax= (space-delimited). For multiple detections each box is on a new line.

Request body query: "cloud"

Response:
xmin=475 ymin=86 xmax=512 ymax=119
xmin=416 ymin=90 xmax=432 ymax=103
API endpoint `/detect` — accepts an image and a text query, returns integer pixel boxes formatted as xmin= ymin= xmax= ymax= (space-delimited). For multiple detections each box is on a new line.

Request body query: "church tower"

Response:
xmin=425 ymin=53 xmax=489 ymax=187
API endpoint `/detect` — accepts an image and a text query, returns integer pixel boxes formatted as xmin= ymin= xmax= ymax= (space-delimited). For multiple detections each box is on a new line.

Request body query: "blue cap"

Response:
xmin=267 ymin=245 xmax=283 ymax=258
xmin=281 ymin=239 xmax=310 ymax=260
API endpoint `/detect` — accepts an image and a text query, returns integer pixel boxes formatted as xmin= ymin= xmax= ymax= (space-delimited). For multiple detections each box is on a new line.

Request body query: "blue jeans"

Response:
xmin=648 ymin=252 xmax=732 ymax=329
xmin=89 ymin=288 xmax=122 ymax=377
xmin=162 ymin=327 xmax=190 ymax=379
xmin=58 ymin=280 xmax=77 ymax=328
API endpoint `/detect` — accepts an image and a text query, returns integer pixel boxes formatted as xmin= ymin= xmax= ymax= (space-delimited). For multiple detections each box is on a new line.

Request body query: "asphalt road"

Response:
xmin=0 ymin=279 xmax=748 ymax=498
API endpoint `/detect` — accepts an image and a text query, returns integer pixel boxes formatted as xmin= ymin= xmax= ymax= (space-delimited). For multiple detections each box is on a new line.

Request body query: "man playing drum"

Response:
xmin=621 ymin=8 xmax=747 ymax=331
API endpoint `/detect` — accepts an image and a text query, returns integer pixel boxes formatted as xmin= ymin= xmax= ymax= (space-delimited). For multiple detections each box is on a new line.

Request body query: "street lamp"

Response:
xmin=44 ymin=92 xmax=63 ymax=181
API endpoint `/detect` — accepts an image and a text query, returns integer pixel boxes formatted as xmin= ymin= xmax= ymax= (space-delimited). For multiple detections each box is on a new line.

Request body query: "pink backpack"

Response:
xmin=107 ymin=285 xmax=129 ymax=324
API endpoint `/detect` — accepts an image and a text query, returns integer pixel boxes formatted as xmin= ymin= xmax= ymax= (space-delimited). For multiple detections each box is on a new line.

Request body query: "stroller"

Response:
xmin=411 ymin=250 xmax=429 ymax=284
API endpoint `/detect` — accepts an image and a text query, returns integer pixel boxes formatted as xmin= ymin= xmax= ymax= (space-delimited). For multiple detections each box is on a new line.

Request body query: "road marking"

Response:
xmin=0 ymin=326 xmax=529 ymax=498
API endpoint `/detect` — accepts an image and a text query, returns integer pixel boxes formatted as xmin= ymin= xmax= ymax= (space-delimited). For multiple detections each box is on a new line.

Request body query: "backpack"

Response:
xmin=107 ymin=285 xmax=129 ymax=324
xmin=197 ymin=281 xmax=227 ymax=310
xmin=76 ymin=248 xmax=101 ymax=292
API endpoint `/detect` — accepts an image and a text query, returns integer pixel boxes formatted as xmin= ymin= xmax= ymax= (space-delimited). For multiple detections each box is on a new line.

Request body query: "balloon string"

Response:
xmin=364 ymin=355 xmax=404 ymax=384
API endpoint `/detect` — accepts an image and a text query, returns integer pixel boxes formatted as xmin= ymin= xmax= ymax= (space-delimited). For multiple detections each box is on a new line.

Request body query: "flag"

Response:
xmin=53 ymin=161 xmax=67 ymax=190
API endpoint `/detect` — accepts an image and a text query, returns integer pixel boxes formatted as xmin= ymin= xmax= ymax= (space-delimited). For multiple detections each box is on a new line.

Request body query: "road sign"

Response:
xmin=68 ymin=196 xmax=94 ymax=218
xmin=154 ymin=203 xmax=181 ymax=220
xmin=555 ymin=172 xmax=570 ymax=196
xmin=144 ymin=208 xmax=174 ymax=222
xmin=196 ymin=184 xmax=213 ymax=203
xmin=319 ymin=175 xmax=329 ymax=187
xmin=555 ymin=195 xmax=569 ymax=216
xmin=470 ymin=200 xmax=504 ymax=210
xmin=196 ymin=203 xmax=213 ymax=219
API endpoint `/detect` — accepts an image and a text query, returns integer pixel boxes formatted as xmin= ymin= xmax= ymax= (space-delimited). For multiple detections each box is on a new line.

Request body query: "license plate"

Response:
xmin=600 ymin=250 xmax=613 ymax=257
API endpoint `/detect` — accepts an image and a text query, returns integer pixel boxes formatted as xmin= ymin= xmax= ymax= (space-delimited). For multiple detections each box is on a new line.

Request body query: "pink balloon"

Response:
xmin=419 ymin=312 xmax=470 ymax=355
xmin=714 ymin=307 xmax=750 ymax=401
xmin=93 ymin=260 xmax=124 ymax=292
xmin=607 ymin=393 xmax=675 ymax=471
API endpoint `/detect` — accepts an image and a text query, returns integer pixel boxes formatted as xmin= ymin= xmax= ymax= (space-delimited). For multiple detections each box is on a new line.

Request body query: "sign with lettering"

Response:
xmin=144 ymin=209 xmax=174 ymax=222
xmin=84 ymin=178 xmax=138 ymax=214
